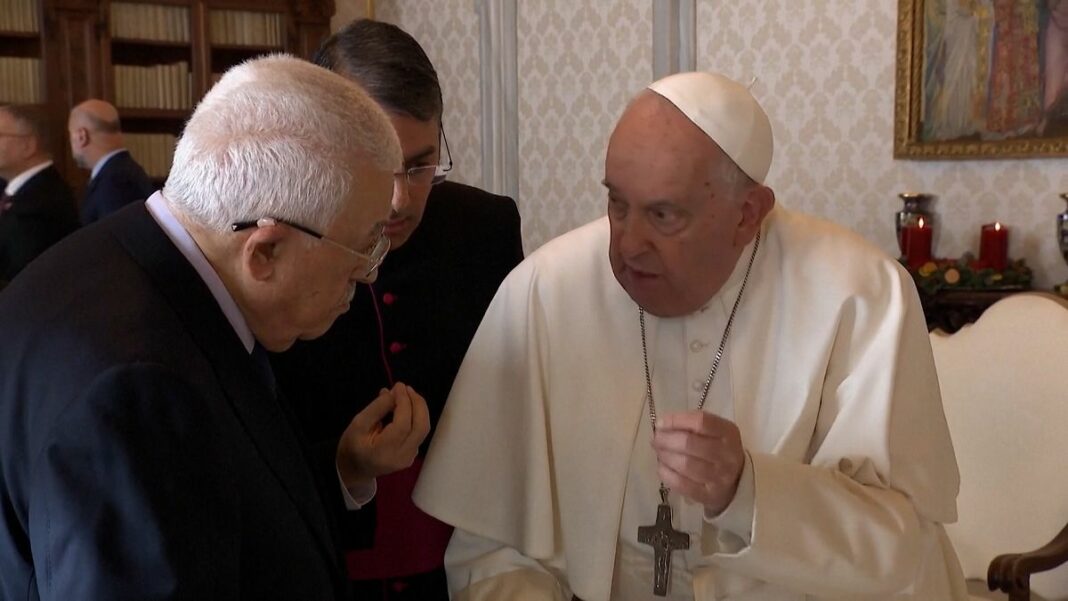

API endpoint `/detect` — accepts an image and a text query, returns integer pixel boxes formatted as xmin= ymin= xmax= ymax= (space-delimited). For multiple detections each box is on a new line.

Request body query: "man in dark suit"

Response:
xmin=272 ymin=20 xmax=524 ymax=601
xmin=69 ymin=99 xmax=156 ymax=225
xmin=0 ymin=104 xmax=77 ymax=287
xmin=0 ymin=55 xmax=429 ymax=600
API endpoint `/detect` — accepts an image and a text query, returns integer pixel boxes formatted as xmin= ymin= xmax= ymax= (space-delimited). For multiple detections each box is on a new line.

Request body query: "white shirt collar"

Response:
xmin=144 ymin=191 xmax=256 ymax=353
xmin=4 ymin=160 xmax=53 ymax=196
xmin=91 ymin=148 xmax=127 ymax=180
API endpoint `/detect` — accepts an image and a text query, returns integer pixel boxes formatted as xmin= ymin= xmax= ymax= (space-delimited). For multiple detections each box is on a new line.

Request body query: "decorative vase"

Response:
xmin=1058 ymin=193 xmax=1068 ymax=267
xmin=896 ymin=193 xmax=934 ymax=257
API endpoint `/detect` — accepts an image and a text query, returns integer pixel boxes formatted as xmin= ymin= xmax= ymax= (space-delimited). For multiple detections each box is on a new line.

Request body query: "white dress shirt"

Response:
xmin=4 ymin=160 xmax=53 ymax=196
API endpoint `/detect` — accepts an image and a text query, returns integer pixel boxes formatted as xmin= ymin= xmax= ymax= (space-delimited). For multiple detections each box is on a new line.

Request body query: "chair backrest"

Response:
xmin=931 ymin=292 xmax=1068 ymax=600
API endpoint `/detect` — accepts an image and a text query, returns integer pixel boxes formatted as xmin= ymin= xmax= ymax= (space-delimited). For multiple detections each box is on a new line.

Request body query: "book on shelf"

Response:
xmin=114 ymin=62 xmax=190 ymax=110
xmin=110 ymin=2 xmax=190 ymax=43
xmin=209 ymin=10 xmax=284 ymax=47
xmin=0 ymin=0 xmax=40 ymax=33
xmin=0 ymin=57 xmax=41 ymax=104
xmin=126 ymin=133 xmax=176 ymax=179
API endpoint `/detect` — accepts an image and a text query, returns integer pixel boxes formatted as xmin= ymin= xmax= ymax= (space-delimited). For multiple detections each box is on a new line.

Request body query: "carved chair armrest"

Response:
xmin=988 ymin=522 xmax=1068 ymax=600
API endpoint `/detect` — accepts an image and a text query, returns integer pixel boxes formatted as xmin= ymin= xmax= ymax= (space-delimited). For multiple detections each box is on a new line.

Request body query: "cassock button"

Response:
xmin=389 ymin=341 xmax=406 ymax=354
xmin=689 ymin=340 xmax=709 ymax=353
xmin=382 ymin=292 xmax=396 ymax=305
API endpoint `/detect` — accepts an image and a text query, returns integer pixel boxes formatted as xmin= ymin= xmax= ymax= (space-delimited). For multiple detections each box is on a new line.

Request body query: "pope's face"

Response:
xmin=605 ymin=93 xmax=749 ymax=318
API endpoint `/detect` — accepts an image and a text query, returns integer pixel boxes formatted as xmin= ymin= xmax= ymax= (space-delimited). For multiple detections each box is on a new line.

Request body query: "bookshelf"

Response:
xmin=0 ymin=0 xmax=43 ymax=105
xmin=0 ymin=0 xmax=334 ymax=189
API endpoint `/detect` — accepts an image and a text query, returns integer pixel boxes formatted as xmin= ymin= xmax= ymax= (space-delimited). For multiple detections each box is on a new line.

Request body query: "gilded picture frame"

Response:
xmin=894 ymin=0 xmax=1068 ymax=159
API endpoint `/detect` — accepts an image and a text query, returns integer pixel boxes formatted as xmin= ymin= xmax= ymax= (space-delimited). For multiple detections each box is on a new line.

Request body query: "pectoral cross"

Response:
xmin=637 ymin=489 xmax=690 ymax=596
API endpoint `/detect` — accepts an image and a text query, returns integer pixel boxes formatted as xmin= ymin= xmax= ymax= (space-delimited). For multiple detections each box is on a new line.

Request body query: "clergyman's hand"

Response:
xmin=651 ymin=410 xmax=745 ymax=515
xmin=336 ymin=382 xmax=430 ymax=488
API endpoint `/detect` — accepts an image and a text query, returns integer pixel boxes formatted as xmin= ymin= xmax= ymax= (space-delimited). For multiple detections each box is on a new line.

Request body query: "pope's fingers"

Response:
xmin=659 ymin=447 xmax=742 ymax=482
xmin=654 ymin=447 xmax=716 ymax=481
xmin=662 ymin=412 xmax=739 ymax=435
xmin=657 ymin=462 xmax=707 ymax=503
xmin=658 ymin=410 xmax=737 ymax=436
xmin=658 ymin=461 xmax=739 ymax=509
xmin=652 ymin=429 xmax=734 ymax=460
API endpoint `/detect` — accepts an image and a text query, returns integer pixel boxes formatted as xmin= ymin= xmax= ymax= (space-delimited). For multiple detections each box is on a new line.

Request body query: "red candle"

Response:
xmin=979 ymin=222 xmax=1008 ymax=271
xmin=903 ymin=218 xmax=933 ymax=268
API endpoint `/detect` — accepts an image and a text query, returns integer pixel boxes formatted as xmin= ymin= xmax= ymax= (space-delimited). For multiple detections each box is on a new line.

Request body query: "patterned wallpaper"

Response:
xmin=372 ymin=0 xmax=483 ymax=187
xmin=696 ymin=0 xmax=1068 ymax=288
xmin=515 ymin=0 xmax=653 ymax=248
xmin=369 ymin=0 xmax=1068 ymax=286
xmin=374 ymin=0 xmax=650 ymax=251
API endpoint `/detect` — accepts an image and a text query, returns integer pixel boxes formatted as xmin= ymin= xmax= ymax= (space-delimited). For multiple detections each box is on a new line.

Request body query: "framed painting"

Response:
xmin=895 ymin=0 xmax=1068 ymax=159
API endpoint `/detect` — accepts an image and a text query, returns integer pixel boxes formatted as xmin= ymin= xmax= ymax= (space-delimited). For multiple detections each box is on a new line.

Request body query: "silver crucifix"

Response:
xmin=637 ymin=490 xmax=690 ymax=596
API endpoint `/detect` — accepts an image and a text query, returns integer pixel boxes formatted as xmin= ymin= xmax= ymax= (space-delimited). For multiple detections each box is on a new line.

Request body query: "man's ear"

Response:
xmin=735 ymin=184 xmax=775 ymax=247
xmin=242 ymin=225 xmax=288 ymax=282
xmin=74 ymin=127 xmax=89 ymax=149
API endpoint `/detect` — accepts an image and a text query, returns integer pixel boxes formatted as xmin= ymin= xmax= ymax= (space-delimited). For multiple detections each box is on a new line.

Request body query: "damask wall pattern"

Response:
xmin=515 ymin=0 xmax=653 ymax=249
xmin=373 ymin=0 xmax=483 ymax=187
xmin=696 ymin=0 xmax=1068 ymax=287
xmin=367 ymin=0 xmax=1067 ymax=286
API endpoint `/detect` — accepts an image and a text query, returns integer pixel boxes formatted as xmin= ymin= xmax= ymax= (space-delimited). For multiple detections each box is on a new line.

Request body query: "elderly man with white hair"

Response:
xmin=0 ymin=55 xmax=428 ymax=600
xmin=413 ymin=72 xmax=968 ymax=600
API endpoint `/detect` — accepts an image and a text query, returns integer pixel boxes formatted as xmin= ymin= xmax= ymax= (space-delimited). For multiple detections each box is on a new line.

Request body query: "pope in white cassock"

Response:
xmin=412 ymin=72 xmax=968 ymax=600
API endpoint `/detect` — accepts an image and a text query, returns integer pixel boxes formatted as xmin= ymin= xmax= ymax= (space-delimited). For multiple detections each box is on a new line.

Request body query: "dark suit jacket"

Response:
xmin=0 ymin=164 xmax=77 ymax=285
xmin=0 ymin=203 xmax=362 ymax=600
xmin=81 ymin=150 xmax=156 ymax=225
xmin=272 ymin=181 xmax=523 ymax=555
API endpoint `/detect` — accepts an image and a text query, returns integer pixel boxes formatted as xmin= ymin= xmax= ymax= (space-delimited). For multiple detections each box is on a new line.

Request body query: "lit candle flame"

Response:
xmin=994 ymin=222 xmax=1002 ymax=231
xmin=918 ymin=217 xmax=925 ymax=228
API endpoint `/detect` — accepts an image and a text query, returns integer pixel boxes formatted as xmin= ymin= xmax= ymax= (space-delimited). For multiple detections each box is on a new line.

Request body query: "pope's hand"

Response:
xmin=336 ymin=382 xmax=430 ymax=487
xmin=652 ymin=409 xmax=744 ymax=515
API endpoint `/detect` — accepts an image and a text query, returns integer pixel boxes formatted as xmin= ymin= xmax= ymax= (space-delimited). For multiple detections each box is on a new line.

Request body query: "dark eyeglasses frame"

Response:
xmin=397 ymin=124 xmax=454 ymax=187
xmin=230 ymin=217 xmax=389 ymax=280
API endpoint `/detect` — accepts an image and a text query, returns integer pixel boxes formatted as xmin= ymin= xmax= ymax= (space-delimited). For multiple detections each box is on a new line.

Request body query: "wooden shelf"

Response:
xmin=208 ymin=0 xmax=290 ymax=11
xmin=111 ymin=37 xmax=190 ymax=48
xmin=211 ymin=43 xmax=281 ymax=72
xmin=0 ymin=30 xmax=39 ymax=39
xmin=113 ymin=0 xmax=194 ymax=6
xmin=111 ymin=38 xmax=191 ymax=65
xmin=0 ymin=34 xmax=40 ymax=57
xmin=119 ymin=107 xmax=190 ymax=120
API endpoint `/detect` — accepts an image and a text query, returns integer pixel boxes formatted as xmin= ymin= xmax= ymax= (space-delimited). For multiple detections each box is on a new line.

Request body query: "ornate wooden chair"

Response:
xmin=930 ymin=292 xmax=1068 ymax=600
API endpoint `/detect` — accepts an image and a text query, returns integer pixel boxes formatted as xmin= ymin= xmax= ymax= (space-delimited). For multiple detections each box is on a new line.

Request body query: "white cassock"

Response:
xmin=412 ymin=205 xmax=968 ymax=601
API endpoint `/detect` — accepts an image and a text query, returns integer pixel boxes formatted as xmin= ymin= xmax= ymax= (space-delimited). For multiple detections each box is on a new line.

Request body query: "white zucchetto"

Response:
xmin=647 ymin=71 xmax=774 ymax=184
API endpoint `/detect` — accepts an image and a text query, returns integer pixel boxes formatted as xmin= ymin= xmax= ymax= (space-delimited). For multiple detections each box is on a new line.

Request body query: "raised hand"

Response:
xmin=336 ymin=382 xmax=430 ymax=487
xmin=651 ymin=409 xmax=745 ymax=514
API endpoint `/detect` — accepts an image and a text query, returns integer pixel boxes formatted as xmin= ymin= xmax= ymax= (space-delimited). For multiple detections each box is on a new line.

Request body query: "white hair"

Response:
xmin=164 ymin=54 xmax=402 ymax=232
xmin=710 ymin=143 xmax=756 ymax=203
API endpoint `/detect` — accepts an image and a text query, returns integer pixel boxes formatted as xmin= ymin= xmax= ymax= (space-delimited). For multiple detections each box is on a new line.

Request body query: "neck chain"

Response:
xmin=639 ymin=230 xmax=760 ymax=500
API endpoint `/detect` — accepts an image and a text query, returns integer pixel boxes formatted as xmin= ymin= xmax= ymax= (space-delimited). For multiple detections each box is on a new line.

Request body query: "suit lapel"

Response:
xmin=106 ymin=203 xmax=340 ymax=574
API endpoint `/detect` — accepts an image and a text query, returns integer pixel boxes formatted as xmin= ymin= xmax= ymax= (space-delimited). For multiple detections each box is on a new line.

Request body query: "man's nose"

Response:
xmin=392 ymin=175 xmax=411 ymax=214
xmin=616 ymin=213 xmax=653 ymax=259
